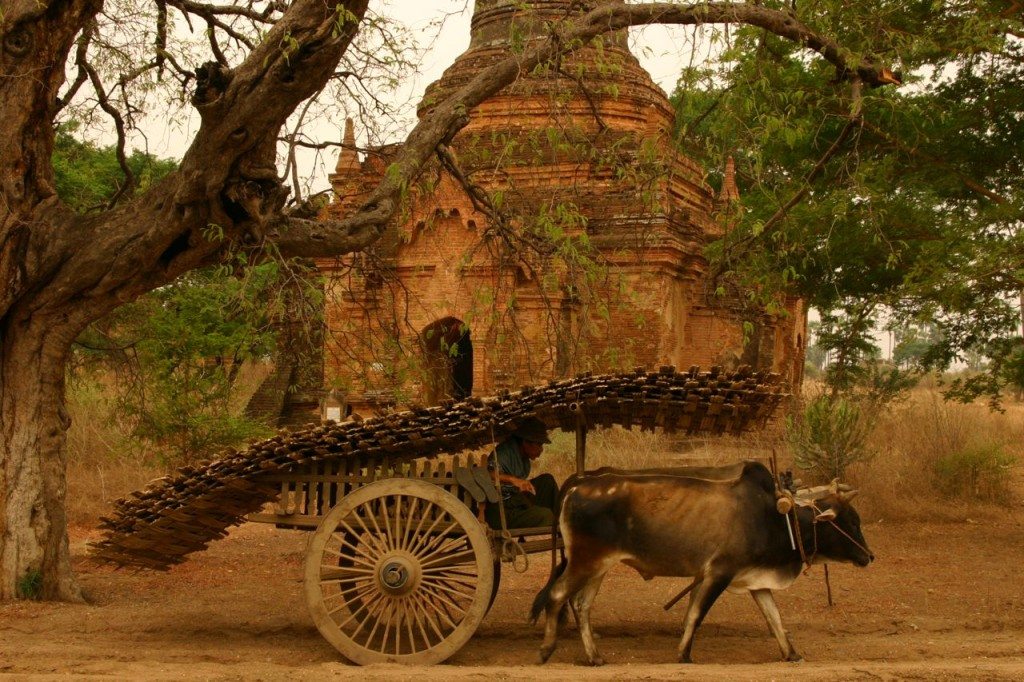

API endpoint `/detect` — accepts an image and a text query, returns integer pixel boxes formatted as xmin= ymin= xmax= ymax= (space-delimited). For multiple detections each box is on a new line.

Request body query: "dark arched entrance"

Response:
xmin=420 ymin=317 xmax=473 ymax=404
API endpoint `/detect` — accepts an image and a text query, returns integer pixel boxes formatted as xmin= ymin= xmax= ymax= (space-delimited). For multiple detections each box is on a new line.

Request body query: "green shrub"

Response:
xmin=16 ymin=569 xmax=42 ymax=600
xmin=787 ymin=395 xmax=874 ymax=481
xmin=933 ymin=444 xmax=1016 ymax=501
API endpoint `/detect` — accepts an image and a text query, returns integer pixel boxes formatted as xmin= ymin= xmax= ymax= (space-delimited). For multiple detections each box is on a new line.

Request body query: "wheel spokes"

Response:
xmin=309 ymin=481 xmax=492 ymax=663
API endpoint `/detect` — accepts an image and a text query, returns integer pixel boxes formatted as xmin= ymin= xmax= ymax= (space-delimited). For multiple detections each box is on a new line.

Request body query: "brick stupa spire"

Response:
xmin=335 ymin=118 xmax=359 ymax=176
xmin=305 ymin=0 xmax=808 ymax=423
xmin=718 ymin=156 xmax=740 ymax=205
xmin=329 ymin=118 xmax=361 ymax=196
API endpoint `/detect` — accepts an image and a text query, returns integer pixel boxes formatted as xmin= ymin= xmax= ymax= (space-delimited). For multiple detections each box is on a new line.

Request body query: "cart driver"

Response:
xmin=485 ymin=417 xmax=559 ymax=530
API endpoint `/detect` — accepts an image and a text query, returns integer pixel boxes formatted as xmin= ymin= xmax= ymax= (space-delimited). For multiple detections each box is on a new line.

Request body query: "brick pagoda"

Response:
xmin=312 ymin=0 xmax=805 ymax=418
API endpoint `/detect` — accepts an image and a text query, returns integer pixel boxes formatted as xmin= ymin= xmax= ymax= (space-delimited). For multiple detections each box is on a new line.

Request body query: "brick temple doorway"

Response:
xmin=420 ymin=317 xmax=473 ymax=404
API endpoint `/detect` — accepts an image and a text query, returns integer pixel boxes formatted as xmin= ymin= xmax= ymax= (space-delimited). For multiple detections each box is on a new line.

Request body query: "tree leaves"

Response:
xmin=673 ymin=2 xmax=1024 ymax=401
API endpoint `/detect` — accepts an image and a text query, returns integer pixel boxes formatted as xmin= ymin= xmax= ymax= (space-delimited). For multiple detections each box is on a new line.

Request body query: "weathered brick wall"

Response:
xmin=304 ymin=0 xmax=806 ymax=418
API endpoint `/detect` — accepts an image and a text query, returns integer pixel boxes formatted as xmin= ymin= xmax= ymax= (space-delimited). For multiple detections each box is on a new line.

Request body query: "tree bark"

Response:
xmin=0 ymin=306 xmax=83 ymax=601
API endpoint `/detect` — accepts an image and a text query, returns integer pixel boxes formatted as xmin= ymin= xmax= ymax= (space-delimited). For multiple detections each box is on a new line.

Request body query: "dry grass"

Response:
xmin=64 ymin=362 xmax=274 ymax=527
xmin=65 ymin=378 xmax=165 ymax=527
xmin=536 ymin=421 xmax=789 ymax=481
xmin=846 ymin=390 xmax=1023 ymax=522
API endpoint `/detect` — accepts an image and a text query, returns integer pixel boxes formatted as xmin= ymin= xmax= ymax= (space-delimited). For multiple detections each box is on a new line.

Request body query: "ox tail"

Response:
xmin=530 ymin=557 xmax=567 ymax=625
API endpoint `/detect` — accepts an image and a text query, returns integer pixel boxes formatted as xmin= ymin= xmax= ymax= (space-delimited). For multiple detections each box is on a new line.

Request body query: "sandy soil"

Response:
xmin=2 ymin=507 xmax=1024 ymax=680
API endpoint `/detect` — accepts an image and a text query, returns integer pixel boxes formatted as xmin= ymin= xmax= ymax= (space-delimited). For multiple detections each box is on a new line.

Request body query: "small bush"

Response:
xmin=934 ymin=444 xmax=1016 ymax=501
xmin=16 ymin=569 xmax=42 ymax=600
xmin=847 ymin=389 xmax=1024 ymax=520
xmin=787 ymin=395 xmax=874 ymax=481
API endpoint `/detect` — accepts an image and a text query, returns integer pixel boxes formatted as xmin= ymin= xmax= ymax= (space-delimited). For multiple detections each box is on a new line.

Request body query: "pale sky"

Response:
xmin=125 ymin=1 xmax=717 ymax=196
xmin=291 ymin=1 xmax=716 ymax=195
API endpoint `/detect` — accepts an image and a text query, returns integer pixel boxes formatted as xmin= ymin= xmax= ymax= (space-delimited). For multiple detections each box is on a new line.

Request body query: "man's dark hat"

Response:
xmin=513 ymin=416 xmax=551 ymax=444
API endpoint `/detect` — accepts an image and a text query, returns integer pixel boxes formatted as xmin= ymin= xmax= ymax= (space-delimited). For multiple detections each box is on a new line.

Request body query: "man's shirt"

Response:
xmin=492 ymin=439 xmax=530 ymax=500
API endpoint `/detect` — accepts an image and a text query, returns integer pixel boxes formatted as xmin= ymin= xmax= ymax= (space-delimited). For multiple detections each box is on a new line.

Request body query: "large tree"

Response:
xmin=0 ymin=0 xmax=902 ymax=601
xmin=673 ymin=1 xmax=1023 ymax=398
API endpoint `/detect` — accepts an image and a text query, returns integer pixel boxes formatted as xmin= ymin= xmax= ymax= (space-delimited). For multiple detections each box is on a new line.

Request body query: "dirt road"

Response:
xmin=2 ymin=513 xmax=1023 ymax=680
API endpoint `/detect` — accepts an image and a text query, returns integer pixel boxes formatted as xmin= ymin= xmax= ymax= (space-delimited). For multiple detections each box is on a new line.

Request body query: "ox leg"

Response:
xmin=539 ymin=568 xmax=589 ymax=663
xmin=575 ymin=575 xmax=608 ymax=666
xmin=676 ymin=575 xmax=731 ymax=664
xmin=750 ymin=589 xmax=802 ymax=662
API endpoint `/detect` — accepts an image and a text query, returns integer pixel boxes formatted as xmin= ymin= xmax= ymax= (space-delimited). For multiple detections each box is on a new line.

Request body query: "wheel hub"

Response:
xmin=377 ymin=553 xmax=420 ymax=596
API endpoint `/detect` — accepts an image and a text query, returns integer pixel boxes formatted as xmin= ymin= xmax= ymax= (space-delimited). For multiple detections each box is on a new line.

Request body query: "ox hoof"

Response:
xmin=677 ymin=653 xmax=694 ymax=664
xmin=785 ymin=653 xmax=804 ymax=663
xmin=585 ymin=656 xmax=606 ymax=667
xmin=539 ymin=646 xmax=555 ymax=664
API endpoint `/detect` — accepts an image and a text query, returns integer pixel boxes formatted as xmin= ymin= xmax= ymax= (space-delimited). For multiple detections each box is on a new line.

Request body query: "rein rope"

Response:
xmin=822 ymin=514 xmax=872 ymax=558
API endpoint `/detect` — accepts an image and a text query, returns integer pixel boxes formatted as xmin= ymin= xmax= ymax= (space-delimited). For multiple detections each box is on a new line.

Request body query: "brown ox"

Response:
xmin=530 ymin=461 xmax=872 ymax=665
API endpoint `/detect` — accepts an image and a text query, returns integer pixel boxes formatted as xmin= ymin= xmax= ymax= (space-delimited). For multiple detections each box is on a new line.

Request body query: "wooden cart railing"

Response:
xmin=248 ymin=450 xmax=561 ymax=564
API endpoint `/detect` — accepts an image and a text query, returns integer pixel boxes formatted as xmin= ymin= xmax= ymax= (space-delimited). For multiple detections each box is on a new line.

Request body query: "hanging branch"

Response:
xmin=55 ymin=22 xmax=96 ymax=114
xmin=711 ymin=77 xmax=865 ymax=287
xmin=205 ymin=20 xmax=229 ymax=65
xmin=283 ymin=88 xmax=324 ymax=202
xmin=82 ymin=60 xmax=136 ymax=207
xmin=156 ymin=0 xmax=168 ymax=79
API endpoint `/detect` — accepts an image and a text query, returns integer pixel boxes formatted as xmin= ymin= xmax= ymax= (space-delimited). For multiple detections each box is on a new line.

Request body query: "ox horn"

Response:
xmin=837 ymin=483 xmax=854 ymax=492
xmin=795 ymin=484 xmax=831 ymax=502
xmin=814 ymin=508 xmax=837 ymax=522
xmin=840 ymin=489 xmax=859 ymax=502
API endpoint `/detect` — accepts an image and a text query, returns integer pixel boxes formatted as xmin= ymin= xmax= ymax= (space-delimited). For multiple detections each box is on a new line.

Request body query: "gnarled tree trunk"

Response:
xmin=0 ymin=307 xmax=82 ymax=601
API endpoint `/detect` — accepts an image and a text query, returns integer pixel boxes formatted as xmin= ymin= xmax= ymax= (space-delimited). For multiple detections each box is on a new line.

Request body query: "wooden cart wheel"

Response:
xmin=305 ymin=478 xmax=495 ymax=664
xmin=335 ymin=524 xmax=498 ymax=624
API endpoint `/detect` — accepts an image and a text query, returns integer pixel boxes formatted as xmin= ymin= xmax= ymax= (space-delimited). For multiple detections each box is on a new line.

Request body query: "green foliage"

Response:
xmin=804 ymin=327 xmax=828 ymax=374
xmin=791 ymin=319 xmax=917 ymax=481
xmin=891 ymin=321 xmax=943 ymax=369
xmin=787 ymin=394 xmax=876 ymax=481
xmin=52 ymin=122 xmax=175 ymax=211
xmin=74 ymin=264 xmax=282 ymax=464
xmin=933 ymin=443 xmax=1016 ymax=501
xmin=672 ymin=2 xmax=1024 ymax=404
xmin=797 ymin=310 xmax=916 ymax=478
xmin=813 ymin=303 xmax=889 ymax=392
xmin=55 ymin=124 xmax=290 ymax=464
xmin=16 ymin=569 xmax=42 ymax=600
xmin=1000 ymin=339 xmax=1024 ymax=397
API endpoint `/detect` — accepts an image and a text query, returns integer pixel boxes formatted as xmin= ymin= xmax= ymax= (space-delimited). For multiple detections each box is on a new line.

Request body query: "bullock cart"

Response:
xmin=92 ymin=366 xmax=786 ymax=665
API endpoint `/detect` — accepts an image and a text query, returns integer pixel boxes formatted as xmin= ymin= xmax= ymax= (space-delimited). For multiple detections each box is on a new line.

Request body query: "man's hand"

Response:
xmin=497 ymin=473 xmax=536 ymax=495
xmin=514 ymin=478 xmax=536 ymax=495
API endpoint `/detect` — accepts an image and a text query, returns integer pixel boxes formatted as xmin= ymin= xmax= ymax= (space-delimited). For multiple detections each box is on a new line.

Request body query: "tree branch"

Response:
xmin=760 ymin=106 xmax=862 ymax=235
xmin=861 ymin=120 xmax=1013 ymax=208
xmin=272 ymin=1 xmax=900 ymax=259
xmin=55 ymin=22 xmax=95 ymax=114
xmin=82 ymin=60 xmax=136 ymax=206
xmin=168 ymin=0 xmax=287 ymax=23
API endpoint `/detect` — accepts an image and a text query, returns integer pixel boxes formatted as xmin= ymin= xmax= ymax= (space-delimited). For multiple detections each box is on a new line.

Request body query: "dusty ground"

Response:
xmin=2 ymin=508 xmax=1024 ymax=680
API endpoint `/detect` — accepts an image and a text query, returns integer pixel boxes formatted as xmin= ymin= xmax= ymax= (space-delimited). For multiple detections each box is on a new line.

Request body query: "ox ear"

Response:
xmin=840 ymin=489 xmax=859 ymax=502
xmin=814 ymin=508 xmax=837 ymax=522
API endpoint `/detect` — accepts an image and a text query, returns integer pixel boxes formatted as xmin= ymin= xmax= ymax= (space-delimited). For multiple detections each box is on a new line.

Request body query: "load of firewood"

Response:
xmin=90 ymin=365 xmax=786 ymax=570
